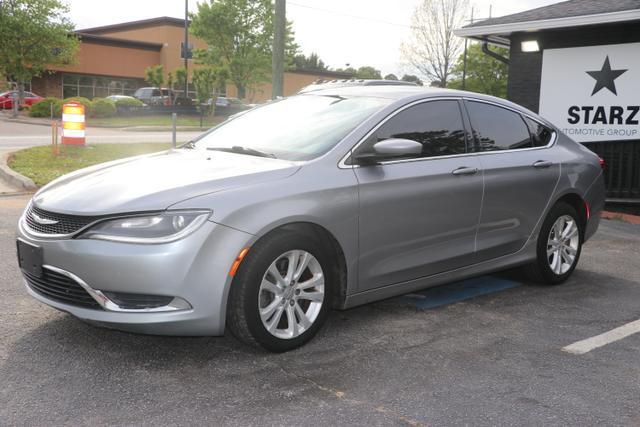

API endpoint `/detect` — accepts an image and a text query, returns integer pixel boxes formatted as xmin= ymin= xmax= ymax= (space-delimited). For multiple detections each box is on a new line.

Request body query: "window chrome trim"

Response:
xmin=338 ymin=95 xmax=557 ymax=169
xmin=35 ymin=265 xmax=192 ymax=313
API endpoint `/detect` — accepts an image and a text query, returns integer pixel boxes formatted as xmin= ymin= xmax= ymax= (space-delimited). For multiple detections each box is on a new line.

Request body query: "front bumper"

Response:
xmin=17 ymin=216 xmax=253 ymax=336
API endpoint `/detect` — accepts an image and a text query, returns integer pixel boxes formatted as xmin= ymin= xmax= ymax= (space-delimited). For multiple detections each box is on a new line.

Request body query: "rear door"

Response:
xmin=354 ymin=99 xmax=483 ymax=291
xmin=464 ymin=100 xmax=560 ymax=262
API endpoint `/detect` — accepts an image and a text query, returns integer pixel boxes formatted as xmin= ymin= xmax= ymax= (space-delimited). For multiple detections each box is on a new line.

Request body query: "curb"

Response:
xmin=0 ymin=117 xmax=211 ymax=132
xmin=0 ymin=116 xmax=52 ymax=127
xmin=0 ymin=151 xmax=38 ymax=191
xmin=602 ymin=211 xmax=640 ymax=225
xmin=121 ymin=125 xmax=208 ymax=132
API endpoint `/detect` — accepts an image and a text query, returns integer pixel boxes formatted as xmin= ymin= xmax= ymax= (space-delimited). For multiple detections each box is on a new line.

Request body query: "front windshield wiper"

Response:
xmin=206 ymin=146 xmax=277 ymax=159
xmin=181 ymin=141 xmax=196 ymax=149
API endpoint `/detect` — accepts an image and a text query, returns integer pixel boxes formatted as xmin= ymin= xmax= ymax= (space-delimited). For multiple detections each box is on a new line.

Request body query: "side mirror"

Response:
xmin=353 ymin=138 xmax=422 ymax=165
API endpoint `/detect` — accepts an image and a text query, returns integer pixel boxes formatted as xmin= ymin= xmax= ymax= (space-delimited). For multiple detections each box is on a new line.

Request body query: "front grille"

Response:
xmin=23 ymin=268 xmax=101 ymax=309
xmin=102 ymin=292 xmax=174 ymax=309
xmin=24 ymin=204 xmax=103 ymax=236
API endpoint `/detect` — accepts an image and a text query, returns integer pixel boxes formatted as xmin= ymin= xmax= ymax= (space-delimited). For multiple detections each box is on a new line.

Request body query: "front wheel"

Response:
xmin=226 ymin=231 xmax=332 ymax=352
xmin=524 ymin=202 xmax=583 ymax=285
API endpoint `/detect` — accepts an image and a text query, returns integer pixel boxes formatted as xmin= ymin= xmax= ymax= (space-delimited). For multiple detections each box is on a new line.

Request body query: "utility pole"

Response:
xmin=183 ymin=0 xmax=189 ymax=99
xmin=272 ymin=0 xmax=286 ymax=99
xmin=462 ymin=6 xmax=474 ymax=91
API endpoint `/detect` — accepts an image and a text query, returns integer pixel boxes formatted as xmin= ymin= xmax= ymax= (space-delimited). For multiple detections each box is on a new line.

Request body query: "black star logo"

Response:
xmin=586 ymin=56 xmax=627 ymax=96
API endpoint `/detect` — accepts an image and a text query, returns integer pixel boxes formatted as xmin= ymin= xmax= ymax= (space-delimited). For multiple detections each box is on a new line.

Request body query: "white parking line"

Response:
xmin=562 ymin=319 xmax=640 ymax=355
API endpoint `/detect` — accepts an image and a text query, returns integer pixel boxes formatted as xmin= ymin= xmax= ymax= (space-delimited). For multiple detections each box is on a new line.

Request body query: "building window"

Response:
xmin=62 ymin=73 xmax=142 ymax=99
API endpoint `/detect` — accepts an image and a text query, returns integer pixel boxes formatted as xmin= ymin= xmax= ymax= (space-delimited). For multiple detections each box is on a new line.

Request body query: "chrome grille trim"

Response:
xmin=22 ymin=204 xmax=106 ymax=238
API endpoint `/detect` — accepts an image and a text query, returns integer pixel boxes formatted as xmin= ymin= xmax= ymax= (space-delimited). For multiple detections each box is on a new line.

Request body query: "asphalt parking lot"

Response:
xmin=1 ymin=194 xmax=639 ymax=426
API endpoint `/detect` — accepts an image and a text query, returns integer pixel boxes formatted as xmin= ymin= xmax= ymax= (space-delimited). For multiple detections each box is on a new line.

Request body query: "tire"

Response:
xmin=226 ymin=231 xmax=333 ymax=352
xmin=524 ymin=201 xmax=583 ymax=285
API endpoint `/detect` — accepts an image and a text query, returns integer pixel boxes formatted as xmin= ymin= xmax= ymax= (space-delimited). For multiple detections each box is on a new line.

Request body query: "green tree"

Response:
xmin=193 ymin=66 xmax=228 ymax=115
xmin=447 ymin=43 xmax=508 ymax=98
xmin=401 ymin=74 xmax=424 ymax=86
xmin=293 ymin=52 xmax=327 ymax=71
xmin=0 ymin=0 xmax=79 ymax=115
xmin=355 ymin=66 xmax=382 ymax=79
xmin=384 ymin=73 xmax=398 ymax=80
xmin=334 ymin=66 xmax=356 ymax=76
xmin=173 ymin=67 xmax=188 ymax=102
xmin=175 ymin=68 xmax=187 ymax=92
xmin=191 ymin=0 xmax=298 ymax=99
xmin=166 ymin=71 xmax=174 ymax=90
xmin=144 ymin=65 xmax=164 ymax=88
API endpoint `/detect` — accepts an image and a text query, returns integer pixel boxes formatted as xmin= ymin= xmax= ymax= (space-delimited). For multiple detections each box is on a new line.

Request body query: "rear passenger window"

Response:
xmin=466 ymin=101 xmax=531 ymax=151
xmin=524 ymin=116 xmax=554 ymax=147
xmin=356 ymin=100 xmax=467 ymax=160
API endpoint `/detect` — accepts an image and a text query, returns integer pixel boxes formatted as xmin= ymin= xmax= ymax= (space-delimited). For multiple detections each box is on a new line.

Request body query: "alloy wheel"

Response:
xmin=546 ymin=215 xmax=580 ymax=275
xmin=258 ymin=250 xmax=325 ymax=339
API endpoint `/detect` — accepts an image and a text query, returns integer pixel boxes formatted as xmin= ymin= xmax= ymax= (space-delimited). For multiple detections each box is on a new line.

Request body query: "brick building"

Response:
xmin=30 ymin=17 xmax=349 ymax=104
xmin=455 ymin=0 xmax=640 ymax=201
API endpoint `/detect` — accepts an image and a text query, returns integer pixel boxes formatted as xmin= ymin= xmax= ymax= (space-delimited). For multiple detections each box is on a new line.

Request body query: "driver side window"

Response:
xmin=355 ymin=100 xmax=468 ymax=160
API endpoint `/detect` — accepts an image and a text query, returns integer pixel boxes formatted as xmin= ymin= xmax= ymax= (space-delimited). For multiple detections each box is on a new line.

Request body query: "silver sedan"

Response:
xmin=16 ymin=86 xmax=605 ymax=351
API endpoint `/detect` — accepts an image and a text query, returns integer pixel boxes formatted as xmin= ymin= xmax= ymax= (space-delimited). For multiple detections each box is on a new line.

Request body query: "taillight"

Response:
xmin=599 ymin=157 xmax=606 ymax=171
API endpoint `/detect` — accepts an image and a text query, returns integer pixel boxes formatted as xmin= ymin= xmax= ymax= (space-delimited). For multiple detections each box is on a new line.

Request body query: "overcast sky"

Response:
xmin=66 ymin=0 xmax=559 ymax=77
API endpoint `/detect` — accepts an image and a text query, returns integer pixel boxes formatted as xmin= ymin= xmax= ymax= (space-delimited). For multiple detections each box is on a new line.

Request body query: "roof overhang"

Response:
xmin=75 ymin=33 xmax=163 ymax=51
xmin=454 ymin=8 xmax=640 ymax=46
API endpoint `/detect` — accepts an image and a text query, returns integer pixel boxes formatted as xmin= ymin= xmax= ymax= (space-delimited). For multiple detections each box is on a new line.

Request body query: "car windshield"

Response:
xmin=193 ymin=94 xmax=390 ymax=161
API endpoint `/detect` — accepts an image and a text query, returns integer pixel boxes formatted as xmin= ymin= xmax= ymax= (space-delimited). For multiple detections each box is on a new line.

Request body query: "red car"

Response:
xmin=0 ymin=91 xmax=43 ymax=109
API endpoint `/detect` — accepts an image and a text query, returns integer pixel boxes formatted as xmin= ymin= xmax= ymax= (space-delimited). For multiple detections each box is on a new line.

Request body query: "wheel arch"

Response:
xmin=239 ymin=221 xmax=349 ymax=310
xmin=554 ymin=192 xmax=589 ymax=232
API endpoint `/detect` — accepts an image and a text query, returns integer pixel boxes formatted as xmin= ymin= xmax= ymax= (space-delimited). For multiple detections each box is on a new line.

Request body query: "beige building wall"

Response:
xmin=85 ymin=24 xmax=207 ymax=80
xmin=51 ymin=41 xmax=161 ymax=78
xmin=227 ymin=72 xmax=338 ymax=104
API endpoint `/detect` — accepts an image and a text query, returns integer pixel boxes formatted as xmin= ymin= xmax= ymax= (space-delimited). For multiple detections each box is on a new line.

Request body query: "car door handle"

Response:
xmin=451 ymin=167 xmax=478 ymax=176
xmin=533 ymin=160 xmax=553 ymax=168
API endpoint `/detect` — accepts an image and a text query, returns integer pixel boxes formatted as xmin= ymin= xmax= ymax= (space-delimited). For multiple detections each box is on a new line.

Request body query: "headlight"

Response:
xmin=80 ymin=210 xmax=211 ymax=244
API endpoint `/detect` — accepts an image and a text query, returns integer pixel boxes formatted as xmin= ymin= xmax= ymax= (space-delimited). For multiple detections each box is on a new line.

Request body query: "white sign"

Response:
xmin=539 ymin=42 xmax=640 ymax=142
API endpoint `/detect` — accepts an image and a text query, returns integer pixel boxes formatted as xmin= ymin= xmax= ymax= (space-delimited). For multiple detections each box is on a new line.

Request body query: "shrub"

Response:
xmin=90 ymin=98 xmax=117 ymax=118
xmin=114 ymin=97 xmax=144 ymax=108
xmin=113 ymin=96 xmax=144 ymax=113
xmin=29 ymin=97 xmax=63 ymax=118
xmin=63 ymin=97 xmax=92 ymax=116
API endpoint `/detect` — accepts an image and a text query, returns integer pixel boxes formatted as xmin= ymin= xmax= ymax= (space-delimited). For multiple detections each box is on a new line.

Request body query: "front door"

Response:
xmin=353 ymin=99 xmax=484 ymax=291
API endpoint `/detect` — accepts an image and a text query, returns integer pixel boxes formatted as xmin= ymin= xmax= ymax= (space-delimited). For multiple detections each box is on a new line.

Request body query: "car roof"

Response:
xmin=300 ymin=85 xmax=463 ymax=100
xmin=299 ymin=79 xmax=417 ymax=94
xmin=297 ymin=85 xmax=548 ymax=126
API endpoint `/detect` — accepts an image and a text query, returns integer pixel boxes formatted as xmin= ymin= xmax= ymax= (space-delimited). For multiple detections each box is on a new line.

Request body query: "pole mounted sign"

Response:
xmin=539 ymin=42 xmax=640 ymax=143
xmin=61 ymin=102 xmax=86 ymax=145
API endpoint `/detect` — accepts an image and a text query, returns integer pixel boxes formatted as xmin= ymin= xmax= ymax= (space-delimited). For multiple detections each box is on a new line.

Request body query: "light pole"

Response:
xmin=272 ymin=0 xmax=286 ymax=99
xmin=184 ymin=0 xmax=189 ymax=99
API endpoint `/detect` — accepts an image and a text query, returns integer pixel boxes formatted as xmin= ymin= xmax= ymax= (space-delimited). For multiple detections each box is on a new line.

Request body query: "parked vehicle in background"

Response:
xmin=106 ymin=94 xmax=143 ymax=104
xmin=207 ymin=96 xmax=252 ymax=116
xmin=134 ymin=87 xmax=172 ymax=106
xmin=298 ymin=79 xmax=418 ymax=94
xmin=0 ymin=91 xmax=43 ymax=109
xmin=16 ymin=86 xmax=605 ymax=352
xmin=134 ymin=87 xmax=193 ymax=107
xmin=106 ymin=95 xmax=147 ymax=113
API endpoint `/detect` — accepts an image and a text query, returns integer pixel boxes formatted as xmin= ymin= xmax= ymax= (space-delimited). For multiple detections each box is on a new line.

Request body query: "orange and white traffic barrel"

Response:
xmin=61 ymin=102 xmax=86 ymax=145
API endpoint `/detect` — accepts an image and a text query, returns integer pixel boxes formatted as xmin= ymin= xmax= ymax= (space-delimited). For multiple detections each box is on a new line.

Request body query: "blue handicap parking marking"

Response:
xmin=396 ymin=275 xmax=522 ymax=309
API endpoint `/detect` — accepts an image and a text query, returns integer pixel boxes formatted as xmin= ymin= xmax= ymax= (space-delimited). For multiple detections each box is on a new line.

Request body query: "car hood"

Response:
xmin=33 ymin=149 xmax=300 ymax=215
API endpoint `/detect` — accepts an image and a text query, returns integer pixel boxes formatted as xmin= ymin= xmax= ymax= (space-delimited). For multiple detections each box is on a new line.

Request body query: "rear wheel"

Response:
xmin=524 ymin=202 xmax=583 ymax=285
xmin=226 ymin=231 xmax=332 ymax=352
